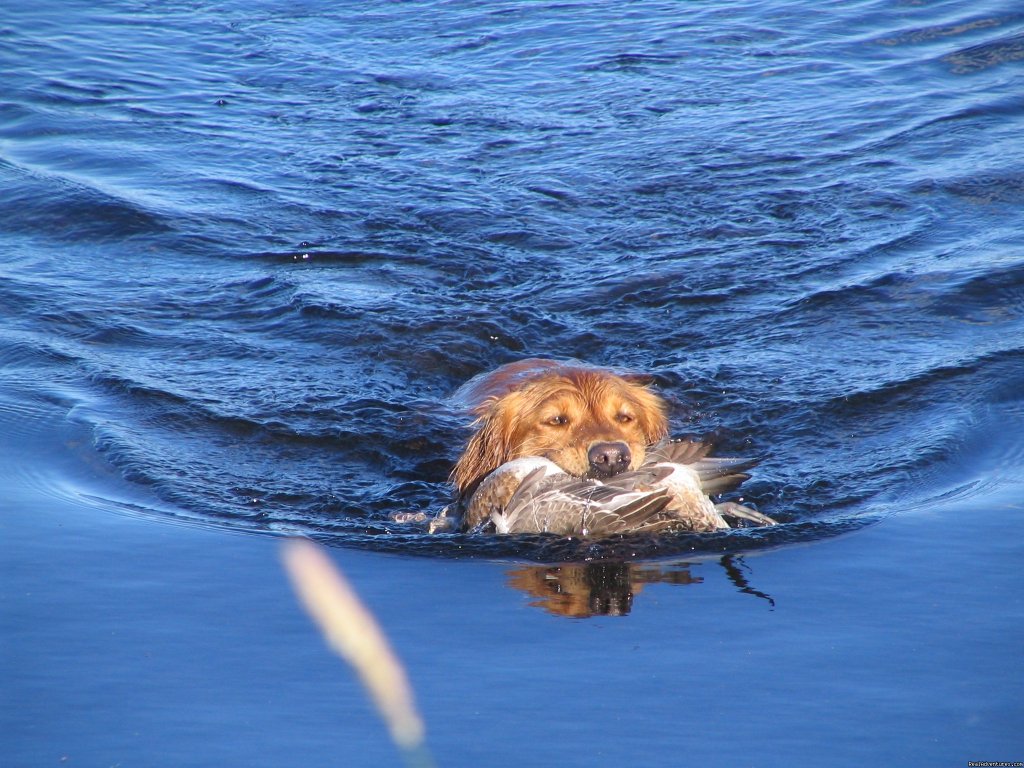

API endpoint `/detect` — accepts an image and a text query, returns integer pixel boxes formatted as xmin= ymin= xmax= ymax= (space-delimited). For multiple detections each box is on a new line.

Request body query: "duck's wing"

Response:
xmin=578 ymin=485 xmax=672 ymax=535
xmin=494 ymin=473 xmax=671 ymax=536
xmin=643 ymin=439 xmax=760 ymax=496
xmin=499 ymin=465 xmax=557 ymax=517
xmin=461 ymin=458 xmax=565 ymax=531
xmin=644 ymin=438 xmax=713 ymax=464
xmin=599 ymin=464 xmax=674 ymax=492
xmin=596 ymin=439 xmax=771 ymax=532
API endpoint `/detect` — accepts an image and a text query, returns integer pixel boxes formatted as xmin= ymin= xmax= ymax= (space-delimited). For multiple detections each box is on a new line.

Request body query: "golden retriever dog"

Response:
xmin=433 ymin=358 xmax=775 ymax=535
xmin=451 ymin=358 xmax=668 ymax=501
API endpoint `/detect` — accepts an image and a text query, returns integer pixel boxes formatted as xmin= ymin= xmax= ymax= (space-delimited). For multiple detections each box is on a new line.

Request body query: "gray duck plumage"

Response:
xmin=459 ymin=439 xmax=776 ymax=536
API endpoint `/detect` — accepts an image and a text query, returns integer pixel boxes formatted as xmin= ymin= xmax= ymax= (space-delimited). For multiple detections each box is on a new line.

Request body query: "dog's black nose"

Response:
xmin=588 ymin=442 xmax=632 ymax=477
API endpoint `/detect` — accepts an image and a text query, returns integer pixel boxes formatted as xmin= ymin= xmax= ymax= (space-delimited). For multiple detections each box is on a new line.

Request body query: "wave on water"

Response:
xmin=1 ymin=0 xmax=1023 ymax=562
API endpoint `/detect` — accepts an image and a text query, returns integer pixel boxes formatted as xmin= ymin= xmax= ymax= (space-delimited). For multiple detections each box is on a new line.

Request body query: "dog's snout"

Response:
xmin=588 ymin=441 xmax=632 ymax=477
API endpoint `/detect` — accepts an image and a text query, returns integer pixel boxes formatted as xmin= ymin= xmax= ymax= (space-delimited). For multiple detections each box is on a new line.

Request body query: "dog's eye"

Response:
xmin=616 ymin=413 xmax=635 ymax=423
xmin=547 ymin=415 xmax=569 ymax=426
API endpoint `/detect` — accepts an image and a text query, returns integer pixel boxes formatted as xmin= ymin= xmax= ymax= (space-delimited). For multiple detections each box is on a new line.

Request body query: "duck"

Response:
xmin=456 ymin=438 xmax=776 ymax=536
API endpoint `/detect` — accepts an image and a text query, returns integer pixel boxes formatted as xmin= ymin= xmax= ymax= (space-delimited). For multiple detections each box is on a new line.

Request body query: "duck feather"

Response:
xmin=461 ymin=439 xmax=775 ymax=535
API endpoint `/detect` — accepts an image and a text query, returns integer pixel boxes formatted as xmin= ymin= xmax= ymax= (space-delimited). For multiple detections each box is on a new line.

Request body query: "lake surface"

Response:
xmin=2 ymin=0 xmax=1023 ymax=765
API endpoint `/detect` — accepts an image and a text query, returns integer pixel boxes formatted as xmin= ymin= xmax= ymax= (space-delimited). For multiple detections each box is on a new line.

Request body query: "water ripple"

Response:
xmin=1 ymin=0 xmax=1022 ymax=561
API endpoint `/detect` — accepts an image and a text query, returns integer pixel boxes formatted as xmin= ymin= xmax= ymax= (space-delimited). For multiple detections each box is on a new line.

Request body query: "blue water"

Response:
xmin=2 ymin=0 xmax=1023 ymax=765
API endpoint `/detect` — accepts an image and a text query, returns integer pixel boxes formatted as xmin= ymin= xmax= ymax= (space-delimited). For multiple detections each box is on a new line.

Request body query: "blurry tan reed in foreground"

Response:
xmin=281 ymin=538 xmax=435 ymax=767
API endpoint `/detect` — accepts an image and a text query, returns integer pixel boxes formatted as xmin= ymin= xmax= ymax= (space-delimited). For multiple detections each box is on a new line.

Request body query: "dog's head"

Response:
xmin=451 ymin=362 xmax=668 ymax=498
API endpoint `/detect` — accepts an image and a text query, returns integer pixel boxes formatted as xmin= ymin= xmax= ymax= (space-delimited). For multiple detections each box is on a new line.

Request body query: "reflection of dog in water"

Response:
xmin=444 ymin=359 xmax=776 ymax=535
xmin=507 ymin=562 xmax=701 ymax=618
xmin=507 ymin=557 xmax=774 ymax=618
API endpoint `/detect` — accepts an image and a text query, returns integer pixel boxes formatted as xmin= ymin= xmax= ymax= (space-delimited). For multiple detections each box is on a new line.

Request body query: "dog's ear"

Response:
xmin=451 ymin=397 xmax=516 ymax=498
xmin=468 ymin=395 xmax=500 ymax=419
xmin=628 ymin=384 xmax=669 ymax=444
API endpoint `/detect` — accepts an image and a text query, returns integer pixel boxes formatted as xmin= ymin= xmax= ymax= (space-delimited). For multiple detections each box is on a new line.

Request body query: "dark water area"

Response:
xmin=2 ymin=1 xmax=1023 ymax=765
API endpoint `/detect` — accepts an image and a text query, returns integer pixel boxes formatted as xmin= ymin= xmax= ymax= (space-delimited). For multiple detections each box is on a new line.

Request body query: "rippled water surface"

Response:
xmin=3 ymin=1 xmax=1023 ymax=765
